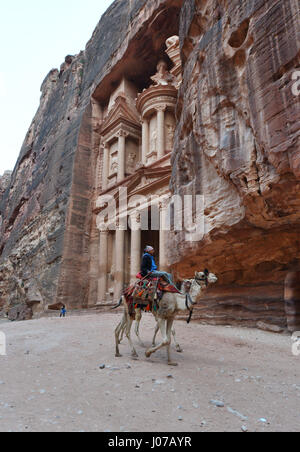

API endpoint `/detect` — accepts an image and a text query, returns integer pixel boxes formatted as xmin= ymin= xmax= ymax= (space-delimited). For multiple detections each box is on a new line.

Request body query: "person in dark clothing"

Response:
xmin=60 ymin=305 xmax=67 ymax=318
xmin=141 ymin=246 xmax=173 ymax=284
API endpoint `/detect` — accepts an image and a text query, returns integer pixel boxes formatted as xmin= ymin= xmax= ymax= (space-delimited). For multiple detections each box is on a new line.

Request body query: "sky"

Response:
xmin=0 ymin=0 xmax=114 ymax=175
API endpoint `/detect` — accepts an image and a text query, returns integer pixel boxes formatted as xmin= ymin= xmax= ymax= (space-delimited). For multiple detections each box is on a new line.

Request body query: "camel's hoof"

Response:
xmin=176 ymin=348 xmax=183 ymax=353
xmin=132 ymin=352 xmax=139 ymax=358
xmin=115 ymin=353 xmax=123 ymax=358
xmin=168 ymin=362 xmax=178 ymax=367
xmin=145 ymin=351 xmax=151 ymax=359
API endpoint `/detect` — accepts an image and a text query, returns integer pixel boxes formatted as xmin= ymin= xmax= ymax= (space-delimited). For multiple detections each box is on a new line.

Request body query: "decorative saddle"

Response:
xmin=123 ymin=275 xmax=180 ymax=315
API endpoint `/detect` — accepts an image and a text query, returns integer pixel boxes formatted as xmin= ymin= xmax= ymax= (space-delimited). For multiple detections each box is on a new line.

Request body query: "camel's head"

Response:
xmin=195 ymin=269 xmax=218 ymax=288
xmin=182 ymin=279 xmax=193 ymax=293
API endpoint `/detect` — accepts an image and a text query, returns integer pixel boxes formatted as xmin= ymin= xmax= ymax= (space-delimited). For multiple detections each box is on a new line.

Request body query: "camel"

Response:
xmin=117 ymin=280 xmax=192 ymax=353
xmin=114 ymin=270 xmax=218 ymax=366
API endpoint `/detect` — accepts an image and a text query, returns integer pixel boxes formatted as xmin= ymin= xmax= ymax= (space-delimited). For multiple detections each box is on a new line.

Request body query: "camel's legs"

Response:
xmin=146 ymin=318 xmax=170 ymax=359
xmin=134 ymin=309 xmax=145 ymax=346
xmin=152 ymin=323 xmax=159 ymax=347
xmin=115 ymin=314 xmax=126 ymax=357
xmin=119 ymin=323 xmax=126 ymax=344
xmin=153 ymin=323 xmax=182 ymax=353
xmin=167 ymin=319 xmax=178 ymax=366
xmin=172 ymin=328 xmax=183 ymax=353
xmin=126 ymin=318 xmax=138 ymax=358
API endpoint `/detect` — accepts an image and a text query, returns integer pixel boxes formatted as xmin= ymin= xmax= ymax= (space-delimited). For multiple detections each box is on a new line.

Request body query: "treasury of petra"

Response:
xmin=0 ymin=0 xmax=299 ymax=332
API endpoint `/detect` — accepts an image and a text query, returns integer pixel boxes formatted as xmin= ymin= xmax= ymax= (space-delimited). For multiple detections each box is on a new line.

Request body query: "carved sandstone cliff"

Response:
xmin=170 ymin=0 xmax=300 ymax=328
xmin=0 ymin=0 xmax=299 ymax=329
xmin=0 ymin=0 xmax=182 ymax=319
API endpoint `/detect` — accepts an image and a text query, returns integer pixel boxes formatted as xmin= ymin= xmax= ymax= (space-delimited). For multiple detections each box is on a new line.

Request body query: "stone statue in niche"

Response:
xmin=151 ymin=60 xmax=175 ymax=87
xmin=127 ymin=151 xmax=137 ymax=173
xmin=165 ymin=122 xmax=175 ymax=150
xmin=150 ymin=130 xmax=157 ymax=153
xmin=110 ymin=159 xmax=118 ymax=175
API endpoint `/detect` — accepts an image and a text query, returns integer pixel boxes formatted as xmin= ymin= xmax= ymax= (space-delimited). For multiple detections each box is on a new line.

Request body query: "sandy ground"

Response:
xmin=0 ymin=311 xmax=299 ymax=433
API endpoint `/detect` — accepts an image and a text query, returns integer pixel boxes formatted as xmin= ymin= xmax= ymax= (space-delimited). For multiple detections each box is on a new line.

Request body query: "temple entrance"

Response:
xmin=95 ymin=33 xmax=180 ymax=304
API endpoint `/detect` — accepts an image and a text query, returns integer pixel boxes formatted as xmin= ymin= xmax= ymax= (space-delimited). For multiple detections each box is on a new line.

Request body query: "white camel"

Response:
xmin=114 ymin=270 xmax=218 ymax=366
xmin=117 ymin=280 xmax=192 ymax=353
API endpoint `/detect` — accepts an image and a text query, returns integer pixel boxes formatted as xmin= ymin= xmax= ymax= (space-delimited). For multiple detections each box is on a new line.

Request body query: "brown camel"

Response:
xmin=114 ymin=271 xmax=218 ymax=366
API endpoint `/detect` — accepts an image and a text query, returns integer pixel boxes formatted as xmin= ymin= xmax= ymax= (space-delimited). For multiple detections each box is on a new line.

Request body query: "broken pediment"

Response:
xmin=101 ymin=94 xmax=141 ymax=138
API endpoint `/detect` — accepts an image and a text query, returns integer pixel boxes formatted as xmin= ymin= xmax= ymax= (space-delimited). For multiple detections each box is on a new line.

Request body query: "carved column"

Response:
xmin=157 ymin=106 xmax=166 ymax=160
xmin=114 ymin=227 xmax=125 ymax=299
xmin=117 ymin=131 xmax=127 ymax=183
xmin=102 ymin=142 xmax=109 ymax=191
xmin=98 ymin=231 xmax=108 ymax=303
xmin=159 ymin=202 xmax=168 ymax=272
xmin=130 ymin=217 xmax=141 ymax=283
xmin=142 ymin=119 xmax=149 ymax=165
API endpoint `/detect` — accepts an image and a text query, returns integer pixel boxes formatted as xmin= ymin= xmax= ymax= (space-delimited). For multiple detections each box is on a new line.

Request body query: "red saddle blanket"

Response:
xmin=123 ymin=278 xmax=180 ymax=307
xmin=158 ymin=282 xmax=180 ymax=293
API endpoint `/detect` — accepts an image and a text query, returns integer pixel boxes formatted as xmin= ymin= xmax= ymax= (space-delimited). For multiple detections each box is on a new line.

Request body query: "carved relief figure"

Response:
xmin=127 ymin=151 xmax=137 ymax=173
xmin=165 ymin=122 xmax=175 ymax=150
xmin=110 ymin=158 xmax=118 ymax=175
xmin=151 ymin=60 xmax=175 ymax=86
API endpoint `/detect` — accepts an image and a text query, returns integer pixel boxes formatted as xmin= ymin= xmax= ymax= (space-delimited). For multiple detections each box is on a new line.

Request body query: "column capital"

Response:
xmin=158 ymin=196 xmax=170 ymax=210
xmin=156 ymin=105 xmax=167 ymax=113
xmin=130 ymin=212 xmax=141 ymax=230
xmin=100 ymin=142 xmax=109 ymax=153
xmin=116 ymin=130 xmax=129 ymax=138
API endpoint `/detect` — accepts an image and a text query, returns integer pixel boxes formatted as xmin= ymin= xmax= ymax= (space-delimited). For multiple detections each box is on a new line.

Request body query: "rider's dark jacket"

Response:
xmin=141 ymin=253 xmax=157 ymax=277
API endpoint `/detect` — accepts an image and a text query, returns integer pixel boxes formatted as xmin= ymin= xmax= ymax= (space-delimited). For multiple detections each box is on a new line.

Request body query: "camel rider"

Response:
xmin=141 ymin=246 xmax=174 ymax=285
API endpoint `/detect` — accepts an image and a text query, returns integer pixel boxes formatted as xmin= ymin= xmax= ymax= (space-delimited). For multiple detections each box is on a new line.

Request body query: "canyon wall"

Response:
xmin=0 ymin=0 xmax=299 ymax=328
xmin=0 ymin=0 xmax=182 ymax=319
xmin=170 ymin=0 xmax=300 ymax=328
xmin=0 ymin=171 xmax=12 ymax=200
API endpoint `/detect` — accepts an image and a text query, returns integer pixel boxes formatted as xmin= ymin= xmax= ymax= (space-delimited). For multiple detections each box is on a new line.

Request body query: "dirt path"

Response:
xmin=0 ymin=312 xmax=299 ymax=432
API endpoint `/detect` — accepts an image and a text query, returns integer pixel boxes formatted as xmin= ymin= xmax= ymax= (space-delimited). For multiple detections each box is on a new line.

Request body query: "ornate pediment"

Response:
xmin=126 ymin=166 xmax=172 ymax=197
xmin=101 ymin=95 xmax=141 ymax=138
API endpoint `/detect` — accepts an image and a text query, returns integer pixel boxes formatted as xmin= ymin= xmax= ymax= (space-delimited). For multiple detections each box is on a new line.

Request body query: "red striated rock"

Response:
xmin=169 ymin=0 xmax=300 ymax=327
xmin=285 ymin=272 xmax=300 ymax=332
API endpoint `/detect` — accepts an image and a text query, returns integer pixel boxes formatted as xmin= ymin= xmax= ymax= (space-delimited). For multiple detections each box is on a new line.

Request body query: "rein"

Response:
xmin=185 ymin=293 xmax=194 ymax=324
xmin=185 ymin=275 xmax=208 ymax=324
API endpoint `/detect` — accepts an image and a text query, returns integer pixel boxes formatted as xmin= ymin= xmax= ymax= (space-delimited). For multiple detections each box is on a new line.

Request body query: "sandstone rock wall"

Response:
xmin=1 ymin=0 xmax=299 ymax=327
xmin=0 ymin=0 xmax=182 ymax=318
xmin=170 ymin=0 xmax=300 ymax=328
xmin=0 ymin=171 xmax=12 ymax=199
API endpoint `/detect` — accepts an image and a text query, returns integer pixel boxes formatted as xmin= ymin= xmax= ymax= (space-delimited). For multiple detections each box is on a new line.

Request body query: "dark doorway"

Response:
xmin=141 ymin=230 xmax=160 ymax=267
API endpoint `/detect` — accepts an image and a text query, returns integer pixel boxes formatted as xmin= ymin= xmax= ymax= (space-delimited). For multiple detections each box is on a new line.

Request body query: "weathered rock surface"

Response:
xmin=169 ymin=0 xmax=300 ymax=327
xmin=0 ymin=0 xmax=183 ymax=317
xmin=285 ymin=271 xmax=300 ymax=332
xmin=0 ymin=0 xmax=299 ymax=328
xmin=0 ymin=171 xmax=12 ymax=199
